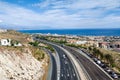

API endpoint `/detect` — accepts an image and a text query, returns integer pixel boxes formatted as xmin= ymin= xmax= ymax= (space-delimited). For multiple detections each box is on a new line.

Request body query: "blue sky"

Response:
xmin=0 ymin=0 xmax=120 ymax=29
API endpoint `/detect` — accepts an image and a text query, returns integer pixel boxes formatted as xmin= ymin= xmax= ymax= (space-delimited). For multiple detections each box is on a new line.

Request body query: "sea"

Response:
xmin=18 ymin=28 xmax=120 ymax=36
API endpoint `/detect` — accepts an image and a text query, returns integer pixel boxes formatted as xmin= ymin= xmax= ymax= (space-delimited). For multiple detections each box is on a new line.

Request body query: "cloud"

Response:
xmin=32 ymin=0 xmax=120 ymax=10
xmin=32 ymin=0 xmax=50 ymax=8
xmin=0 ymin=0 xmax=120 ymax=29
xmin=0 ymin=20 xmax=2 ymax=23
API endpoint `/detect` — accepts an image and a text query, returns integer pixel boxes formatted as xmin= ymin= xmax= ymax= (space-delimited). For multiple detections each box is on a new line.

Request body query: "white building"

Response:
xmin=76 ymin=41 xmax=87 ymax=45
xmin=0 ymin=39 xmax=11 ymax=46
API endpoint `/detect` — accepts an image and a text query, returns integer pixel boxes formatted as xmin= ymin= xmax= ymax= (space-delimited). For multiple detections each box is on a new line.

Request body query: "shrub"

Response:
xmin=29 ymin=41 xmax=39 ymax=47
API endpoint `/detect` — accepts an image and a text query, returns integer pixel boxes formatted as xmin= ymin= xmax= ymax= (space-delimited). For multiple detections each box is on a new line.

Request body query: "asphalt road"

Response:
xmin=52 ymin=45 xmax=79 ymax=80
xmin=64 ymin=46 xmax=113 ymax=80
xmin=47 ymin=50 xmax=57 ymax=80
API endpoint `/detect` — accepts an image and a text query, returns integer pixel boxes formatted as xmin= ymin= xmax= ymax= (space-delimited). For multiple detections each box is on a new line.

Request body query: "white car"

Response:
xmin=65 ymin=61 xmax=68 ymax=64
xmin=63 ymin=54 xmax=66 ymax=58
xmin=97 ymin=60 xmax=101 ymax=64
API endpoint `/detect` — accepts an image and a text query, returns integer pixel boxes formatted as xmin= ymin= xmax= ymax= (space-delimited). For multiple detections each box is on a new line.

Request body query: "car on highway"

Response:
xmin=93 ymin=58 xmax=107 ymax=68
xmin=111 ymin=73 xmax=118 ymax=79
xmin=109 ymin=72 xmax=118 ymax=79
xmin=65 ymin=61 xmax=68 ymax=64
xmin=105 ymin=68 xmax=118 ymax=79
xmin=105 ymin=68 xmax=112 ymax=73
xmin=87 ymin=54 xmax=94 ymax=58
xmin=73 ymin=73 xmax=75 ymax=76
xmin=96 ymin=60 xmax=101 ymax=64
xmin=93 ymin=58 xmax=98 ymax=62
xmin=99 ymin=63 xmax=107 ymax=68
xmin=63 ymin=54 xmax=66 ymax=58
xmin=67 ymin=74 xmax=70 ymax=77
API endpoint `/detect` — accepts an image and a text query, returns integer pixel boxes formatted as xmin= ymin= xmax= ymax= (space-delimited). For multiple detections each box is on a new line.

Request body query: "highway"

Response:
xmin=35 ymin=38 xmax=112 ymax=80
xmin=33 ymin=39 xmax=79 ymax=80
xmin=51 ymin=44 xmax=79 ymax=80
xmin=64 ymin=46 xmax=113 ymax=80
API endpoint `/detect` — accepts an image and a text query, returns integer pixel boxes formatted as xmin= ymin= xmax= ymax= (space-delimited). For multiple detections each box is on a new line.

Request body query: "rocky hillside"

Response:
xmin=0 ymin=30 xmax=49 ymax=80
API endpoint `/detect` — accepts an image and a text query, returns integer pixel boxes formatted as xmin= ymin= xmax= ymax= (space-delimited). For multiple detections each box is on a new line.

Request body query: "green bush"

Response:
xmin=29 ymin=41 xmax=39 ymax=47
xmin=45 ymin=46 xmax=54 ymax=52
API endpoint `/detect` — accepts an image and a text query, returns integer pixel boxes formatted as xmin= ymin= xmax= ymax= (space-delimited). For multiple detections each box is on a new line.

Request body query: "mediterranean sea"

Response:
xmin=18 ymin=28 xmax=120 ymax=36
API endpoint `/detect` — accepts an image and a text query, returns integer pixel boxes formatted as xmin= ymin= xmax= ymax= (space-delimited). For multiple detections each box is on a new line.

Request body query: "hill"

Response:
xmin=0 ymin=30 xmax=49 ymax=80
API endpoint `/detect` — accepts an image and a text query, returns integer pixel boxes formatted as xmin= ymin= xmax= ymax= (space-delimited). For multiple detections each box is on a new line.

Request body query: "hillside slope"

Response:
xmin=0 ymin=30 xmax=48 ymax=80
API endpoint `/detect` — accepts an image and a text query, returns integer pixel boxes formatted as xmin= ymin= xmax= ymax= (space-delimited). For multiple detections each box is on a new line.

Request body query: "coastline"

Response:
xmin=18 ymin=28 xmax=120 ymax=36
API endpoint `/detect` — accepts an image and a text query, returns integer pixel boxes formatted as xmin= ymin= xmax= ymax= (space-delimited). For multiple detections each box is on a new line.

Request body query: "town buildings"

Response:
xmin=0 ymin=39 xmax=22 ymax=46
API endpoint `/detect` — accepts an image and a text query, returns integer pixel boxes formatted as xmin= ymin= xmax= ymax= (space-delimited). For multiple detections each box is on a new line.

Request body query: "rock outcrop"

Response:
xmin=0 ymin=48 xmax=45 ymax=80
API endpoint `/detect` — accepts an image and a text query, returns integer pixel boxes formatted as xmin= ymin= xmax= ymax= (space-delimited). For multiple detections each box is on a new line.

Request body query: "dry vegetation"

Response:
xmin=97 ymin=48 xmax=120 ymax=73
xmin=0 ymin=30 xmax=50 ymax=80
xmin=86 ymin=45 xmax=120 ymax=73
xmin=67 ymin=43 xmax=120 ymax=73
xmin=29 ymin=46 xmax=46 ymax=61
xmin=0 ymin=30 xmax=32 ymax=44
xmin=0 ymin=30 xmax=47 ymax=60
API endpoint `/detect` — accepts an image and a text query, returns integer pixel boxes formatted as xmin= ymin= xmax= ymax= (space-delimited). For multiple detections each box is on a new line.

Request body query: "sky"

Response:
xmin=0 ymin=0 xmax=120 ymax=30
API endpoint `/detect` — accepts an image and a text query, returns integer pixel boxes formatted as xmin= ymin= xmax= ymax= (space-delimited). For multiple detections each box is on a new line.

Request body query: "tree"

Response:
xmin=96 ymin=49 xmax=101 ymax=58
xmin=29 ymin=41 xmax=39 ymax=47
xmin=92 ymin=48 xmax=98 ymax=57
xmin=104 ymin=54 xmax=114 ymax=67
xmin=99 ymin=52 xmax=104 ymax=60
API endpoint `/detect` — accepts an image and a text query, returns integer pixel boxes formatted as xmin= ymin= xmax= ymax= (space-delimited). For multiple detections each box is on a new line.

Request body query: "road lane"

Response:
xmin=64 ymin=46 xmax=113 ymax=80
xmin=52 ymin=45 xmax=79 ymax=80
xmin=45 ymin=50 xmax=57 ymax=80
